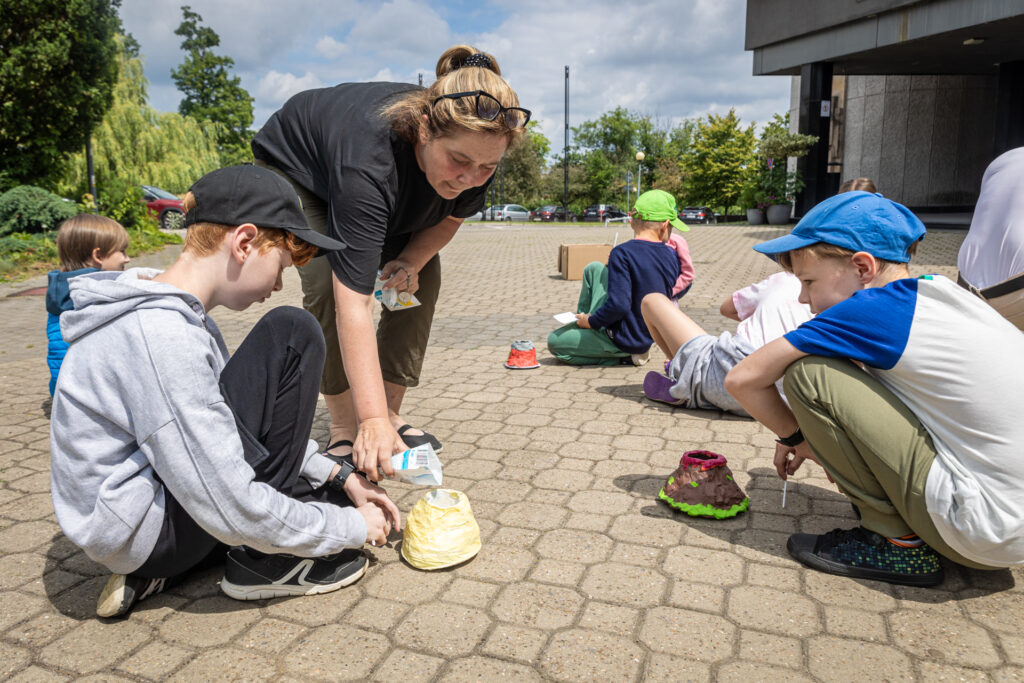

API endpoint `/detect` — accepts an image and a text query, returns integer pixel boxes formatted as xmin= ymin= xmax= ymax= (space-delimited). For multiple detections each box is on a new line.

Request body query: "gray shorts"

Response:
xmin=667 ymin=332 xmax=755 ymax=416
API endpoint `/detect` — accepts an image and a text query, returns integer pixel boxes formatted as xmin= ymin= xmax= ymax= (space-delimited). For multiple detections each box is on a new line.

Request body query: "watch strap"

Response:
xmin=775 ymin=428 xmax=805 ymax=448
xmin=324 ymin=453 xmax=357 ymax=492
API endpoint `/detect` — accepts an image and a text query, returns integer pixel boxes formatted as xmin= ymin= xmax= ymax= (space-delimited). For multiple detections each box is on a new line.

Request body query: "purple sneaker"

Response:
xmin=643 ymin=371 xmax=685 ymax=406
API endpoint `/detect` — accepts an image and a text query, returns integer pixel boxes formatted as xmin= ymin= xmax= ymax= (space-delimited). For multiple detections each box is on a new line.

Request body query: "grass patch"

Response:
xmin=0 ymin=223 xmax=181 ymax=283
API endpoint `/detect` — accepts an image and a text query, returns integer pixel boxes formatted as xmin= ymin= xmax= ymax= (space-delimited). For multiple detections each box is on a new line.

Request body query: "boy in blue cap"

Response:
xmin=725 ymin=191 xmax=1024 ymax=586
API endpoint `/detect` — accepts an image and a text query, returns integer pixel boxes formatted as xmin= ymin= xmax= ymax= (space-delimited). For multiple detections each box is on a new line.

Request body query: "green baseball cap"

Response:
xmin=633 ymin=189 xmax=688 ymax=232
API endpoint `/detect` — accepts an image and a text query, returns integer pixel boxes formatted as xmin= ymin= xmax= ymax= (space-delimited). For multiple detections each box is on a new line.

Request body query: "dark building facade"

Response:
xmin=745 ymin=0 xmax=1024 ymax=216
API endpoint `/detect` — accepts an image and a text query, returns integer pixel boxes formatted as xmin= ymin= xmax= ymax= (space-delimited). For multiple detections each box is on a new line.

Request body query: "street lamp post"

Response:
xmin=635 ymin=151 xmax=645 ymax=196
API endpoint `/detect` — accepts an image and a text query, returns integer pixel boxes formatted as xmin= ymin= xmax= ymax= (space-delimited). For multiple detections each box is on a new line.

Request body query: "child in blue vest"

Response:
xmin=46 ymin=215 xmax=131 ymax=395
xmin=547 ymin=190 xmax=684 ymax=366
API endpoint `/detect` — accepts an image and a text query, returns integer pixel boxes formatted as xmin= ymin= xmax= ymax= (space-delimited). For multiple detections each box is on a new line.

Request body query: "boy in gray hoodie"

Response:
xmin=50 ymin=165 xmax=400 ymax=618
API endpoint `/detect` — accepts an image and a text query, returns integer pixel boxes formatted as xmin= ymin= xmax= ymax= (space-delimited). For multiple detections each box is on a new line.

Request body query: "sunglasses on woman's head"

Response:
xmin=432 ymin=90 xmax=531 ymax=130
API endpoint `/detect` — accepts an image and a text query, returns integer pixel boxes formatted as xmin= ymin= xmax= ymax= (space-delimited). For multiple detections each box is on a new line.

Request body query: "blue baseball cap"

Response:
xmin=753 ymin=191 xmax=926 ymax=263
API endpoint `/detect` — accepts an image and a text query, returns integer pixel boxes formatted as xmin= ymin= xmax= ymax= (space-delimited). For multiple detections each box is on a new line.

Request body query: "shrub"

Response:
xmin=0 ymin=186 xmax=77 ymax=237
xmin=97 ymin=178 xmax=157 ymax=231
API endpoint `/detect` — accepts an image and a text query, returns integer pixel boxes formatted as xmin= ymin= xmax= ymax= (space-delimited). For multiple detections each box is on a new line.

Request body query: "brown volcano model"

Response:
xmin=659 ymin=450 xmax=749 ymax=519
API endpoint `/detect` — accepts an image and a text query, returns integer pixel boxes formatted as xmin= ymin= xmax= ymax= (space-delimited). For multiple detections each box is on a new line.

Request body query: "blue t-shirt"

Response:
xmin=588 ymin=239 xmax=679 ymax=353
xmin=785 ymin=275 xmax=1024 ymax=567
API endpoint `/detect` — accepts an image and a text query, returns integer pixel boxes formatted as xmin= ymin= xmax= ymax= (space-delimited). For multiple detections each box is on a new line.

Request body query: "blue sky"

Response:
xmin=120 ymin=0 xmax=791 ymax=150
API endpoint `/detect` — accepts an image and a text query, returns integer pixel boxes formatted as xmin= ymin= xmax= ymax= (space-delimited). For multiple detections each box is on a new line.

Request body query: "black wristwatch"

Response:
xmin=324 ymin=453 xmax=357 ymax=493
xmin=775 ymin=428 xmax=805 ymax=447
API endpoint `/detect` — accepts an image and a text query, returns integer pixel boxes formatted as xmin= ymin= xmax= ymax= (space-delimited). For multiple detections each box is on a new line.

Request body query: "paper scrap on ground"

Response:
xmin=553 ymin=312 xmax=577 ymax=325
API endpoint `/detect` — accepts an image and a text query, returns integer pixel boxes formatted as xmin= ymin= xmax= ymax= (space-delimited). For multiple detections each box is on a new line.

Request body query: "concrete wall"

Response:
xmin=793 ymin=74 xmax=998 ymax=207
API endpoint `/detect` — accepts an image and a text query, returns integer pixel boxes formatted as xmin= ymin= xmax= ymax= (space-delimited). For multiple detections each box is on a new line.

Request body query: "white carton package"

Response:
xmin=387 ymin=444 xmax=443 ymax=486
xmin=373 ymin=273 xmax=421 ymax=311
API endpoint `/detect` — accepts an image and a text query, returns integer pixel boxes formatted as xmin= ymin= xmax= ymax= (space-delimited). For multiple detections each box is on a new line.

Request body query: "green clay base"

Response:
xmin=658 ymin=488 xmax=750 ymax=519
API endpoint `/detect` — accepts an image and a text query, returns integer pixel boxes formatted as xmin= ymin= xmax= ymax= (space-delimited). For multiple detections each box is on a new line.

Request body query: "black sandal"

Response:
xmin=397 ymin=424 xmax=442 ymax=453
xmin=326 ymin=439 xmax=353 ymax=454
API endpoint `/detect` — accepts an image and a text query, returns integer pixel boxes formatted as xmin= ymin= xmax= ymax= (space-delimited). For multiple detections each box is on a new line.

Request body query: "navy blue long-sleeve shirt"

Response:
xmin=588 ymin=239 xmax=679 ymax=353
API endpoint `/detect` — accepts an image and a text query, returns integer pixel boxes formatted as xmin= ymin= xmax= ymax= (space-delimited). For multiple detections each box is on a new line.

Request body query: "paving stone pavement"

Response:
xmin=1 ymin=222 xmax=1022 ymax=682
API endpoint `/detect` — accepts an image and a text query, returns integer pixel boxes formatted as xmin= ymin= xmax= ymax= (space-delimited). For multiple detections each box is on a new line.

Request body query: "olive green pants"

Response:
xmin=255 ymin=159 xmax=441 ymax=395
xmin=547 ymin=261 xmax=629 ymax=365
xmin=783 ymin=356 xmax=995 ymax=569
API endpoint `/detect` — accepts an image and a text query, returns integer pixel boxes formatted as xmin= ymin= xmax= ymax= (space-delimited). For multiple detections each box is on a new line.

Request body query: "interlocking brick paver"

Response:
xmin=539 ymin=629 xmax=644 ymax=682
xmin=3 ymin=224 xmax=1021 ymax=679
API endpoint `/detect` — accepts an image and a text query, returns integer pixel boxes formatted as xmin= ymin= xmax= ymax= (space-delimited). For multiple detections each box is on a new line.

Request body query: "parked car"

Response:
xmin=582 ymin=204 xmax=626 ymax=222
xmin=475 ymin=204 xmax=530 ymax=222
xmin=531 ymin=205 xmax=577 ymax=222
xmin=677 ymin=206 xmax=718 ymax=224
xmin=141 ymin=185 xmax=186 ymax=230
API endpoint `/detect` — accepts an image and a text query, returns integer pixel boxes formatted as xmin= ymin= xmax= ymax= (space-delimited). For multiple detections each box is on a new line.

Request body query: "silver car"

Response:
xmin=473 ymin=204 xmax=530 ymax=222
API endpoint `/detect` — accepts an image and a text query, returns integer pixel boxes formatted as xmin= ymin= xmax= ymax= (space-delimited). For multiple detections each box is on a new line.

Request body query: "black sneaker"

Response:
xmin=96 ymin=573 xmax=167 ymax=618
xmin=787 ymin=526 xmax=944 ymax=587
xmin=220 ymin=547 xmax=367 ymax=600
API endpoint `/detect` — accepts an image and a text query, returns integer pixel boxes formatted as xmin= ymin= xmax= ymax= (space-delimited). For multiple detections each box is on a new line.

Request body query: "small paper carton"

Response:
xmin=557 ymin=244 xmax=612 ymax=280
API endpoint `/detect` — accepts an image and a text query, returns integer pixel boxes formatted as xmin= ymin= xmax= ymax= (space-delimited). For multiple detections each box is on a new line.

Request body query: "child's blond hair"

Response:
xmin=56 ymin=214 xmax=130 ymax=272
xmin=181 ymin=192 xmax=318 ymax=267
xmin=777 ymin=240 xmax=920 ymax=273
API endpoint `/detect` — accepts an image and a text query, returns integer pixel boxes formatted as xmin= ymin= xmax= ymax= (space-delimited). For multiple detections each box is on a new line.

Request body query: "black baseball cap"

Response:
xmin=185 ymin=164 xmax=345 ymax=256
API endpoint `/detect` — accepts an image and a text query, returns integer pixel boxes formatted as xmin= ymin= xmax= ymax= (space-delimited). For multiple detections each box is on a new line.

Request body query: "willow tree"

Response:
xmin=57 ymin=37 xmax=222 ymax=199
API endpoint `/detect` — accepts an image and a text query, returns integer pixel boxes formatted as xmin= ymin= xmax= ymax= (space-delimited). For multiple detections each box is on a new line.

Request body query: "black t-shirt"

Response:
xmin=252 ymin=82 xmax=490 ymax=294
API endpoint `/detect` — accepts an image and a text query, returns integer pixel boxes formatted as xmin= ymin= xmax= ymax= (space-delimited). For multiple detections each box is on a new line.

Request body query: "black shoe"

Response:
xmin=787 ymin=526 xmax=944 ymax=587
xmin=397 ymin=424 xmax=443 ymax=453
xmin=220 ymin=547 xmax=367 ymax=600
xmin=96 ymin=573 xmax=167 ymax=618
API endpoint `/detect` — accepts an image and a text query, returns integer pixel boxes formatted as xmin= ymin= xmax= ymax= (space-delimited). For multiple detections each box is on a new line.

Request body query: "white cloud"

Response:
xmin=256 ymin=70 xmax=326 ymax=104
xmin=119 ymin=0 xmax=790 ymax=145
xmin=316 ymin=36 xmax=349 ymax=59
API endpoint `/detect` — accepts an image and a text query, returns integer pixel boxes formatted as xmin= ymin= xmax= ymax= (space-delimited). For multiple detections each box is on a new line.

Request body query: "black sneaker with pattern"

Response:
xmin=220 ymin=546 xmax=367 ymax=601
xmin=786 ymin=526 xmax=944 ymax=587
xmin=96 ymin=573 xmax=167 ymax=618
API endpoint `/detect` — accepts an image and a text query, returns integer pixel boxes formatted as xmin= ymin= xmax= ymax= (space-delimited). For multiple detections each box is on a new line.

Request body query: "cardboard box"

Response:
xmin=557 ymin=243 xmax=612 ymax=280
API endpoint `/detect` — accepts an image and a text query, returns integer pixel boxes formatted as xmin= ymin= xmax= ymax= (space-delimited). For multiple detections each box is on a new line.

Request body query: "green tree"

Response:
xmin=171 ymin=5 xmax=254 ymax=165
xmin=0 ymin=0 xmax=121 ymax=188
xmin=572 ymin=107 xmax=673 ymax=204
xmin=686 ymin=109 xmax=756 ymax=213
xmin=652 ymin=120 xmax=696 ymax=203
xmin=501 ymin=123 xmax=550 ymax=207
xmin=57 ymin=36 xmax=223 ymax=208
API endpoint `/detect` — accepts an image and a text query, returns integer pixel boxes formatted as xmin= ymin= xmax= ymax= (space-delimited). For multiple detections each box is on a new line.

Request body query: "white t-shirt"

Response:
xmin=958 ymin=147 xmax=1024 ymax=289
xmin=786 ymin=275 xmax=1024 ymax=567
xmin=732 ymin=271 xmax=812 ymax=348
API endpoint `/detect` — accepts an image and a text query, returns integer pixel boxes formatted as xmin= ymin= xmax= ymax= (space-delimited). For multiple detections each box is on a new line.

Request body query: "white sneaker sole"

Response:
xmin=219 ymin=560 xmax=367 ymax=601
xmin=96 ymin=574 xmax=130 ymax=618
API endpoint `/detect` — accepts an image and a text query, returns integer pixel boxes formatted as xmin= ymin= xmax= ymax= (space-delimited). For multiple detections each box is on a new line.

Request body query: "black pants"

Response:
xmin=135 ymin=306 xmax=336 ymax=578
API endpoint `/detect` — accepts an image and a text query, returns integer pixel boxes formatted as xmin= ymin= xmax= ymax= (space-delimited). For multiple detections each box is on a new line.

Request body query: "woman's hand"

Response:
xmin=575 ymin=313 xmax=591 ymax=329
xmin=352 ymin=416 xmax=404 ymax=482
xmin=344 ymin=474 xmax=402 ymax=533
xmin=380 ymin=259 xmax=419 ymax=294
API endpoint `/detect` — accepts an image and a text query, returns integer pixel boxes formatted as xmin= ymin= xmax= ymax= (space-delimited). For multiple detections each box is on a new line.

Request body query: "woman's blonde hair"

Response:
xmin=383 ymin=45 xmax=525 ymax=146
xmin=56 ymin=214 xmax=130 ymax=272
xmin=181 ymin=192 xmax=318 ymax=267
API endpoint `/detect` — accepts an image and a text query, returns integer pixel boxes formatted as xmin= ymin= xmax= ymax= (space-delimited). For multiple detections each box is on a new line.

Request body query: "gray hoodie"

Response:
xmin=49 ymin=268 xmax=366 ymax=574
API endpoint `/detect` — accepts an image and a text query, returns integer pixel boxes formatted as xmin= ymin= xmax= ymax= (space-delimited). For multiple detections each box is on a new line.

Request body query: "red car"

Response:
xmin=141 ymin=185 xmax=186 ymax=230
xmin=531 ymin=205 xmax=577 ymax=222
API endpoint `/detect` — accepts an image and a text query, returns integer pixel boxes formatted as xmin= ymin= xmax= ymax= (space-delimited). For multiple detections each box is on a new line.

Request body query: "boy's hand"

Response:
xmin=344 ymin=474 xmax=402 ymax=533
xmin=380 ymin=259 xmax=419 ymax=294
xmin=353 ymin=417 xmax=402 ymax=482
xmin=773 ymin=441 xmax=833 ymax=482
xmin=575 ymin=313 xmax=591 ymax=329
xmin=356 ymin=502 xmax=392 ymax=546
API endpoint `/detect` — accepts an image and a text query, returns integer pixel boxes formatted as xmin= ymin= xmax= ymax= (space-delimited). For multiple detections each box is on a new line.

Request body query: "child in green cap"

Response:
xmin=547 ymin=189 xmax=688 ymax=365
